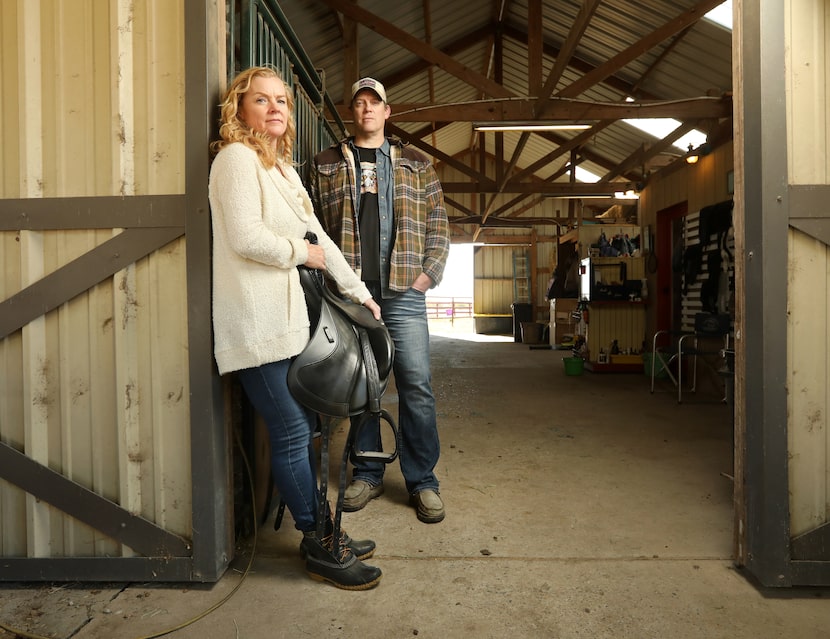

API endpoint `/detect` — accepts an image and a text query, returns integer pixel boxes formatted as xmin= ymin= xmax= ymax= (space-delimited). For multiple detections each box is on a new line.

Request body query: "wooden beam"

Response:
xmin=449 ymin=216 xmax=569 ymax=226
xmin=629 ymin=26 xmax=694 ymax=97
xmin=441 ymin=182 xmax=631 ymax=195
xmin=500 ymin=23 xmax=660 ymax=101
xmin=0 ymin=194 xmax=186 ymax=230
xmin=335 ymin=96 xmax=733 ymax=122
xmin=599 ymin=120 xmax=699 ymax=182
xmin=558 ymin=0 xmax=726 ymax=98
xmin=386 ymin=123 xmax=495 ymax=186
xmin=527 ymin=0 xmax=543 ymax=96
xmin=380 ymin=24 xmax=495 ymax=89
xmin=316 ymin=0 xmax=512 ymax=98
xmin=535 ymin=0 xmax=601 ymax=114
xmin=508 ymin=122 xmax=614 ymax=183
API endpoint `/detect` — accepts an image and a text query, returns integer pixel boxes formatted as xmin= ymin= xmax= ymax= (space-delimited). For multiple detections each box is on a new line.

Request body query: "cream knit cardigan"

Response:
xmin=208 ymin=143 xmax=372 ymax=375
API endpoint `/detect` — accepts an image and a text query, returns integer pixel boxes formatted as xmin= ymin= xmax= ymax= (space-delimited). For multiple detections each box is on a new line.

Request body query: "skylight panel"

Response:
xmin=705 ymin=1 xmax=732 ymax=30
xmin=574 ymin=166 xmax=600 ymax=183
xmin=623 ymin=118 xmax=708 ymax=152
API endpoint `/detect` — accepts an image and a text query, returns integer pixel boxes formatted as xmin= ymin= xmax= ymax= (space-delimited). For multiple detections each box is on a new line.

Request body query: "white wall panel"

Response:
xmin=787 ymin=229 xmax=830 ymax=536
xmin=785 ymin=1 xmax=830 ymax=537
xmin=0 ymin=0 xmax=189 ymax=560
xmin=786 ymin=1 xmax=829 ymax=185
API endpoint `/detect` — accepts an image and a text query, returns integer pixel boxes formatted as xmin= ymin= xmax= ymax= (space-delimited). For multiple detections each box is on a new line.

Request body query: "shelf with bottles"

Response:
xmin=579 ymin=299 xmax=646 ymax=372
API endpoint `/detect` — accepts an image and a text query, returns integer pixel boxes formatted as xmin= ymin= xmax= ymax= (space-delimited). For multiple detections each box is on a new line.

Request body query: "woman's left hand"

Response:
xmin=304 ymin=241 xmax=327 ymax=270
xmin=364 ymin=298 xmax=382 ymax=321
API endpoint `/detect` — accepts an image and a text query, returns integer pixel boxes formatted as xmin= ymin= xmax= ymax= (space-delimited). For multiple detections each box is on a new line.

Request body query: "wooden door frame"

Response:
xmin=734 ymin=0 xmax=830 ymax=588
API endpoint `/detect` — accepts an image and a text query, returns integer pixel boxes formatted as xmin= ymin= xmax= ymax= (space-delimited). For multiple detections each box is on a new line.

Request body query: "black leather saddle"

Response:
xmin=288 ymin=264 xmax=393 ymax=420
xmin=284 ymin=234 xmax=399 ymax=541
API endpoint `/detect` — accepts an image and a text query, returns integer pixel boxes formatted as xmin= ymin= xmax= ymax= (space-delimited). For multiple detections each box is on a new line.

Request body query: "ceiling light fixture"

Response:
xmin=474 ymin=122 xmax=592 ymax=132
xmin=685 ymin=143 xmax=700 ymax=164
xmin=548 ymin=194 xmax=616 ymax=199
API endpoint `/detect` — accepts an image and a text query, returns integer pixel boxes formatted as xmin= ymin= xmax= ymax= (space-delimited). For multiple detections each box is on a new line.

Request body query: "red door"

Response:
xmin=655 ymin=202 xmax=687 ymax=332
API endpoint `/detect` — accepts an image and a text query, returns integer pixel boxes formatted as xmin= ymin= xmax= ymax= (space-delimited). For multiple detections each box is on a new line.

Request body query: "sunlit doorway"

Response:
xmin=426 ymin=244 xmax=512 ymax=342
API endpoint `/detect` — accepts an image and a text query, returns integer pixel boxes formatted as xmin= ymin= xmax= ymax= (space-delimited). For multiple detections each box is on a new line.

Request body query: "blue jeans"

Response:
xmin=237 ymin=360 xmax=318 ymax=532
xmin=352 ymin=286 xmax=440 ymax=494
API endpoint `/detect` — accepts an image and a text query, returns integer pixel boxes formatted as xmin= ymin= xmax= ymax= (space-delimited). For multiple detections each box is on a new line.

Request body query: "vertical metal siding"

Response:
xmin=474 ymin=246 xmax=516 ymax=315
xmin=0 ymin=0 xmax=190 ymax=562
xmin=788 ymin=229 xmax=829 ymax=537
xmin=785 ymin=2 xmax=830 ymax=539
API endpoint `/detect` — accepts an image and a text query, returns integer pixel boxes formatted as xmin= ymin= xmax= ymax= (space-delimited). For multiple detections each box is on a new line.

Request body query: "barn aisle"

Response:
xmin=3 ymin=331 xmax=829 ymax=639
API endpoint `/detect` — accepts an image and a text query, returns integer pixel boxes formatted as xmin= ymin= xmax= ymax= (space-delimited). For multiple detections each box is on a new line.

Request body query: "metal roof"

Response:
xmin=276 ymin=0 xmax=732 ymax=228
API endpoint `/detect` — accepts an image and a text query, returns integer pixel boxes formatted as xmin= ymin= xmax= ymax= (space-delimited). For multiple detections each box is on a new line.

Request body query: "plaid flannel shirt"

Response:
xmin=309 ymin=136 xmax=450 ymax=294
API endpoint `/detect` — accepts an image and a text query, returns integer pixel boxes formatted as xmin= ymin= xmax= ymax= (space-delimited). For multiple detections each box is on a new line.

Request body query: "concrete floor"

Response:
xmin=2 ymin=323 xmax=829 ymax=639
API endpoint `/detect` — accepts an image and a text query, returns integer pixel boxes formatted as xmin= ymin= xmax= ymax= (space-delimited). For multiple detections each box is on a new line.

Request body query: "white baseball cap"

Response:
xmin=351 ymin=77 xmax=387 ymax=103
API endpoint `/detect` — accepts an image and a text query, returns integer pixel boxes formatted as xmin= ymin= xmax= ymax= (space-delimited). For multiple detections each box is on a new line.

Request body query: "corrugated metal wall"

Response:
xmin=638 ymin=143 xmax=734 ymax=224
xmin=785 ymin=3 xmax=830 ymax=540
xmin=0 ymin=0 xmax=190 ymax=558
xmin=437 ymin=159 xmax=560 ymax=322
xmin=637 ymin=142 xmax=734 ymax=340
xmin=473 ymin=247 xmax=515 ymax=315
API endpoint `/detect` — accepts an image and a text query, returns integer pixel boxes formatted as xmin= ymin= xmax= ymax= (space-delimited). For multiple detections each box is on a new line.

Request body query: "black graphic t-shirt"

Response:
xmin=356 ymin=146 xmax=380 ymax=281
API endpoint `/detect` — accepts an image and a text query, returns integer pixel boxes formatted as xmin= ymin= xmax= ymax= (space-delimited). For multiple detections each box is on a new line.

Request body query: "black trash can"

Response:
xmin=511 ymin=302 xmax=533 ymax=342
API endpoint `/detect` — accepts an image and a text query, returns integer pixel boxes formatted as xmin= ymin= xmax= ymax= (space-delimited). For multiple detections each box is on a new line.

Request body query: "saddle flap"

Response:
xmin=321 ymin=285 xmax=394 ymax=379
xmin=290 ymin=253 xmax=395 ymax=417
xmin=287 ymin=300 xmax=364 ymax=417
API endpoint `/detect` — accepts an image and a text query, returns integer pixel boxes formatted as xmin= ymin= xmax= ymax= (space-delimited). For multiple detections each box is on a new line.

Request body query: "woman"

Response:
xmin=208 ymin=66 xmax=382 ymax=590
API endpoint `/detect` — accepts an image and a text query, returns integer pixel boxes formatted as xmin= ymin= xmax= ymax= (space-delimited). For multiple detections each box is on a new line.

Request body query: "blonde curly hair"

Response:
xmin=211 ymin=66 xmax=295 ymax=168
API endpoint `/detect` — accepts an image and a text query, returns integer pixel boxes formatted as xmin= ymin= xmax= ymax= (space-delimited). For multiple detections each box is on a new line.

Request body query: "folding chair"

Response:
xmin=650 ymin=313 xmax=731 ymax=403
xmin=675 ymin=333 xmax=730 ymax=403
xmin=649 ymin=329 xmax=691 ymax=396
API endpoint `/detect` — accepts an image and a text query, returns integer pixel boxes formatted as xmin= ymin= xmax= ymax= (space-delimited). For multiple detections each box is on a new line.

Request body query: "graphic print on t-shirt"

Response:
xmin=355 ymin=146 xmax=381 ymax=282
xmin=360 ymin=160 xmax=377 ymax=195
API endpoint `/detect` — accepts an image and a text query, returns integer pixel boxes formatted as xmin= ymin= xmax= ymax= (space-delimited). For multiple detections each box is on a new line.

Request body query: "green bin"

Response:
xmin=563 ymin=357 xmax=584 ymax=376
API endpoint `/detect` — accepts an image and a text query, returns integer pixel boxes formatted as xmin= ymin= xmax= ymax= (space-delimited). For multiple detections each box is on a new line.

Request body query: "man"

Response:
xmin=309 ymin=77 xmax=450 ymax=523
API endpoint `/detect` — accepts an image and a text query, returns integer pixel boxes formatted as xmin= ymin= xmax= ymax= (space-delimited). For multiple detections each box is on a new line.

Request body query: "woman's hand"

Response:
xmin=304 ymin=241 xmax=327 ymax=270
xmin=364 ymin=298 xmax=382 ymax=321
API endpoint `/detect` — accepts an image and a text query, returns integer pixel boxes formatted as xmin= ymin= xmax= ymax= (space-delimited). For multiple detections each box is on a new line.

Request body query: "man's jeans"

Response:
xmin=237 ymin=360 xmax=318 ymax=532
xmin=352 ymin=286 xmax=440 ymax=494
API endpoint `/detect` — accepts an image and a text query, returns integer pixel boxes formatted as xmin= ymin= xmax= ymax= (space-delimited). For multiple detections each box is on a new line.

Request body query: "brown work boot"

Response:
xmin=409 ymin=489 xmax=445 ymax=523
xmin=343 ymin=479 xmax=384 ymax=512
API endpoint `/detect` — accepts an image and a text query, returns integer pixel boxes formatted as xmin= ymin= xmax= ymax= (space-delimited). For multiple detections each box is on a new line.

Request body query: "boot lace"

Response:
xmin=321 ymin=533 xmax=352 ymax=562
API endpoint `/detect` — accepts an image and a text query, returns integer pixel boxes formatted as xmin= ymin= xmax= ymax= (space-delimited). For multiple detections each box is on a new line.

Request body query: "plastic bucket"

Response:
xmin=563 ymin=356 xmax=584 ymax=376
xmin=520 ymin=321 xmax=543 ymax=344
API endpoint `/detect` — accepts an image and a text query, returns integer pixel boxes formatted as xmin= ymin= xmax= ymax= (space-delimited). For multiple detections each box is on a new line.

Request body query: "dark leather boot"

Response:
xmin=302 ymin=532 xmax=382 ymax=590
xmin=299 ymin=506 xmax=376 ymax=560
xmin=300 ymin=528 xmax=375 ymax=560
